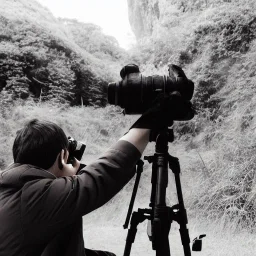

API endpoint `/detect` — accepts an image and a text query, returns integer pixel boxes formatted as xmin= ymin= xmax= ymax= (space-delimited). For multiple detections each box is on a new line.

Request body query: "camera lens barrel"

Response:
xmin=107 ymin=82 xmax=120 ymax=106
xmin=107 ymin=70 xmax=194 ymax=114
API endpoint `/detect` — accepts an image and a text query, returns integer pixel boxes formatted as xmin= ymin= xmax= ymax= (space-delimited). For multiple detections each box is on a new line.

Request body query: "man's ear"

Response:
xmin=58 ymin=152 xmax=63 ymax=170
xmin=57 ymin=149 xmax=68 ymax=170
xmin=48 ymin=153 xmax=61 ymax=177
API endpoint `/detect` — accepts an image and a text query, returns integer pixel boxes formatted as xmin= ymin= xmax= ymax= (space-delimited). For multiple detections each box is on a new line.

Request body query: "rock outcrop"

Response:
xmin=127 ymin=0 xmax=256 ymax=40
xmin=127 ymin=0 xmax=162 ymax=39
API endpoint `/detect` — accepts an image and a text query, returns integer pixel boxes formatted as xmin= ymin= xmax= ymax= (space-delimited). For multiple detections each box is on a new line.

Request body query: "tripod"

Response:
xmin=123 ymin=128 xmax=193 ymax=256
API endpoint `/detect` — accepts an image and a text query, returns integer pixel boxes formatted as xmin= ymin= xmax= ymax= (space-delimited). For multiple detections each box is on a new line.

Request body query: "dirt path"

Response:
xmin=83 ymin=222 xmax=256 ymax=256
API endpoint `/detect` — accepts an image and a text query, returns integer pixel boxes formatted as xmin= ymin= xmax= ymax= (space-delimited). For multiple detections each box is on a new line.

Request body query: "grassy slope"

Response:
xmin=179 ymin=7 xmax=256 ymax=230
xmin=128 ymin=0 xmax=256 ymax=231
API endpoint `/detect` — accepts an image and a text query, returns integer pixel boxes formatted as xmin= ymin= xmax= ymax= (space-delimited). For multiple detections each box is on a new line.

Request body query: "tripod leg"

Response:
xmin=123 ymin=210 xmax=149 ymax=256
xmin=179 ymin=226 xmax=191 ymax=256
xmin=149 ymin=161 xmax=157 ymax=209
xmin=151 ymin=131 xmax=172 ymax=256
xmin=152 ymin=163 xmax=172 ymax=256
xmin=169 ymin=155 xmax=191 ymax=256
xmin=123 ymin=160 xmax=144 ymax=229
xmin=153 ymin=207 xmax=172 ymax=256
xmin=123 ymin=226 xmax=136 ymax=256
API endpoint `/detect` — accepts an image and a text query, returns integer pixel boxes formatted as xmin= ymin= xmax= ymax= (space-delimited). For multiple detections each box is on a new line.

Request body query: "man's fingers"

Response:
xmin=73 ymin=158 xmax=80 ymax=171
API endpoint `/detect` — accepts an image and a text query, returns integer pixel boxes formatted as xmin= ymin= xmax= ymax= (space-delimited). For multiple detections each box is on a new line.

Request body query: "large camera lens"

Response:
xmin=107 ymin=71 xmax=194 ymax=114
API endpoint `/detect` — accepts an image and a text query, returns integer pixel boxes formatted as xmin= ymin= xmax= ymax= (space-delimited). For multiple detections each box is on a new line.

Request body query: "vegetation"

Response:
xmin=0 ymin=0 xmax=129 ymax=106
xmin=126 ymin=0 xmax=256 ymax=232
xmin=60 ymin=19 xmax=127 ymax=64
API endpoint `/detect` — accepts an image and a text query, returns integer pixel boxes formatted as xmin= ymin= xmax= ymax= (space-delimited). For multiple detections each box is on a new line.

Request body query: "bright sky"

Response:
xmin=37 ymin=0 xmax=136 ymax=49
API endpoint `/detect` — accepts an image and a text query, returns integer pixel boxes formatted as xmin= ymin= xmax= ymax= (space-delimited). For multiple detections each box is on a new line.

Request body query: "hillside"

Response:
xmin=127 ymin=0 xmax=256 ymax=230
xmin=0 ymin=0 xmax=128 ymax=106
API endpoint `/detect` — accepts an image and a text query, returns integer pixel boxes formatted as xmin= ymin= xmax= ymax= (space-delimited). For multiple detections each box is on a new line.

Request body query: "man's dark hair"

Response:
xmin=13 ymin=119 xmax=68 ymax=170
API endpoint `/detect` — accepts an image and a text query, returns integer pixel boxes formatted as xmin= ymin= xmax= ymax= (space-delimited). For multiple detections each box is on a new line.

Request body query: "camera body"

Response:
xmin=67 ymin=137 xmax=86 ymax=164
xmin=108 ymin=64 xmax=194 ymax=115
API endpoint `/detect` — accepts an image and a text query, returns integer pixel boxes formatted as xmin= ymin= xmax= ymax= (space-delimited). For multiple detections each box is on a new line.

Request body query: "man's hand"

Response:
xmin=129 ymin=92 xmax=194 ymax=131
xmin=48 ymin=149 xmax=80 ymax=177
xmin=59 ymin=149 xmax=80 ymax=176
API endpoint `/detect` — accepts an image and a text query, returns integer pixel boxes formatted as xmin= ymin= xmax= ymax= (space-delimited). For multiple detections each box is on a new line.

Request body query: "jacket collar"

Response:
xmin=0 ymin=163 xmax=56 ymax=189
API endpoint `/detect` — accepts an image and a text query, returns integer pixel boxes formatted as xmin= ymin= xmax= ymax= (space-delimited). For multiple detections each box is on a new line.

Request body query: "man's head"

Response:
xmin=13 ymin=119 xmax=68 ymax=170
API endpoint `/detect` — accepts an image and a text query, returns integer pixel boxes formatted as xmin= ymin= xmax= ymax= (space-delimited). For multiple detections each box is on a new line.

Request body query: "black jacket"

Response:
xmin=0 ymin=140 xmax=141 ymax=256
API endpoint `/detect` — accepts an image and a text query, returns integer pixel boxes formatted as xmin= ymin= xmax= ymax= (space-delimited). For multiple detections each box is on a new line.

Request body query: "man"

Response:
xmin=0 ymin=67 xmax=194 ymax=256
xmin=0 ymin=119 xmax=149 ymax=256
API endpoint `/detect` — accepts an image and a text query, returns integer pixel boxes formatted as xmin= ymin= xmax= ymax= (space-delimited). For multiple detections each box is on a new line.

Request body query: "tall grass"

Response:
xmin=0 ymin=101 xmax=137 ymax=169
xmin=127 ymin=0 xmax=256 ymax=232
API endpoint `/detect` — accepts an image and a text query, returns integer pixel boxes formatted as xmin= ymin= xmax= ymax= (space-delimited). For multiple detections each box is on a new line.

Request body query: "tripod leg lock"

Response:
xmin=126 ymin=210 xmax=151 ymax=243
xmin=123 ymin=210 xmax=151 ymax=256
xmin=168 ymin=155 xmax=181 ymax=174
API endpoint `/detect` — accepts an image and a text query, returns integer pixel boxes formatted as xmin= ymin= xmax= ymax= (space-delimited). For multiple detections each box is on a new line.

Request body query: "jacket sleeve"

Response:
xmin=21 ymin=140 xmax=141 ymax=226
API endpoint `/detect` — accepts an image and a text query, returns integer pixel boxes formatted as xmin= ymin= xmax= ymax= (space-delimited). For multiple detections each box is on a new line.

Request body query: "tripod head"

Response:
xmin=149 ymin=128 xmax=174 ymax=143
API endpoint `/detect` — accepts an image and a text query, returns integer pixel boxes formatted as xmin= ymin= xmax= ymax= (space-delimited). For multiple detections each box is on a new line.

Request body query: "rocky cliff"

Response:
xmin=127 ymin=0 xmax=256 ymax=40
xmin=127 ymin=0 xmax=161 ymax=39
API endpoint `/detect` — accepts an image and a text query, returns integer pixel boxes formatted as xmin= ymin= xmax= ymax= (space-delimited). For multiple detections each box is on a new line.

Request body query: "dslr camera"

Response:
xmin=67 ymin=137 xmax=86 ymax=164
xmin=107 ymin=64 xmax=194 ymax=117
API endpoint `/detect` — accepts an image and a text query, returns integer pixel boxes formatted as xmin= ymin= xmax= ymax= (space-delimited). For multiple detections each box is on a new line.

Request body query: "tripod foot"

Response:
xmin=192 ymin=234 xmax=206 ymax=251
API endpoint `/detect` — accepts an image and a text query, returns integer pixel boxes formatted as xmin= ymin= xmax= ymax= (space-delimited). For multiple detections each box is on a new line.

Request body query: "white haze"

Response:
xmin=37 ymin=0 xmax=136 ymax=49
